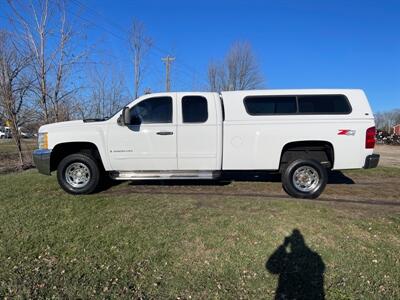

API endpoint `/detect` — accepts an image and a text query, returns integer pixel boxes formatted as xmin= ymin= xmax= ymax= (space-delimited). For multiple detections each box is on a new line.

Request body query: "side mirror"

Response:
xmin=122 ymin=107 xmax=131 ymax=125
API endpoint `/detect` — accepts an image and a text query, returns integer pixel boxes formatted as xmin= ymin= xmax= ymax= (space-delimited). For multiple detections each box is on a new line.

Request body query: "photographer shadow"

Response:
xmin=266 ymin=229 xmax=325 ymax=300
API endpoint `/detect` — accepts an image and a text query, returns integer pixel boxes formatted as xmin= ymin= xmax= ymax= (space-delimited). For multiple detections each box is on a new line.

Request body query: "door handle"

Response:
xmin=156 ymin=131 xmax=173 ymax=135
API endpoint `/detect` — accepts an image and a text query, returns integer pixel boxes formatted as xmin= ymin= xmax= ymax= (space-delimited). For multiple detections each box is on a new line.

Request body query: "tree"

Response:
xmin=75 ymin=65 xmax=129 ymax=120
xmin=129 ymin=19 xmax=152 ymax=99
xmin=375 ymin=109 xmax=400 ymax=133
xmin=50 ymin=0 xmax=88 ymax=123
xmin=0 ymin=31 xmax=32 ymax=167
xmin=7 ymin=0 xmax=88 ymax=124
xmin=208 ymin=42 xmax=264 ymax=92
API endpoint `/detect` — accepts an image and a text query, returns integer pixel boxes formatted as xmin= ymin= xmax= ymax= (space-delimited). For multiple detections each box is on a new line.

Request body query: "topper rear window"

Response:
xmin=298 ymin=95 xmax=351 ymax=114
xmin=244 ymin=96 xmax=297 ymax=115
xmin=244 ymin=94 xmax=351 ymax=115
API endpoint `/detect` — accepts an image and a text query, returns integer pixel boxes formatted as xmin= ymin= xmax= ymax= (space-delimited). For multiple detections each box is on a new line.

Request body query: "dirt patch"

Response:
xmin=374 ymin=145 xmax=400 ymax=168
xmin=101 ymin=170 xmax=400 ymax=209
xmin=0 ymin=151 xmax=34 ymax=174
xmin=103 ymin=188 xmax=400 ymax=207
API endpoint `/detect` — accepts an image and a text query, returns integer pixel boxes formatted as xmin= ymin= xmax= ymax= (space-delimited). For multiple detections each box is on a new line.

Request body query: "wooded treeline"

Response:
xmin=375 ymin=109 xmax=400 ymax=133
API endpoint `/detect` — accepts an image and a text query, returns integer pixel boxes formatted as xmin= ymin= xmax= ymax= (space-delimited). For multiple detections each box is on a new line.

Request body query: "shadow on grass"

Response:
xmin=124 ymin=171 xmax=282 ymax=187
xmin=266 ymin=229 xmax=325 ymax=300
xmin=99 ymin=170 xmax=354 ymax=191
xmin=328 ymin=171 xmax=355 ymax=184
xmin=96 ymin=177 xmax=124 ymax=192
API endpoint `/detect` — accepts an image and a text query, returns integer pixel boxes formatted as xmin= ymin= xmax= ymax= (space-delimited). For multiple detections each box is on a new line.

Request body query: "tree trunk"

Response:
xmin=10 ymin=116 xmax=25 ymax=168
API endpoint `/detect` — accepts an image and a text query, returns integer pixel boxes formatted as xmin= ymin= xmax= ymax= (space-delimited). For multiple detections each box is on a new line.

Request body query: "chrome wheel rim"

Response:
xmin=65 ymin=162 xmax=91 ymax=188
xmin=292 ymin=166 xmax=320 ymax=192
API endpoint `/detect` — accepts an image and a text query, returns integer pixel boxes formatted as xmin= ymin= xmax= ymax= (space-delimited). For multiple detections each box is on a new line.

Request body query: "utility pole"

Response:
xmin=162 ymin=55 xmax=175 ymax=92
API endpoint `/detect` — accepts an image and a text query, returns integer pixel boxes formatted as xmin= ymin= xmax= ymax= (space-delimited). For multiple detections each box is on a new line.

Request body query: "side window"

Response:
xmin=244 ymin=96 xmax=297 ymax=115
xmin=182 ymin=96 xmax=208 ymax=123
xmin=130 ymin=97 xmax=172 ymax=124
xmin=298 ymin=95 xmax=351 ymax=114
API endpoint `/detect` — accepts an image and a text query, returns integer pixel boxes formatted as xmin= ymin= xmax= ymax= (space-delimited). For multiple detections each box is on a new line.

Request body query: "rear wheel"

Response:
xmin=57 ymin=153 xmax=100 ymax=194
xmin=282 ymin=159 xmax=327 ymax=199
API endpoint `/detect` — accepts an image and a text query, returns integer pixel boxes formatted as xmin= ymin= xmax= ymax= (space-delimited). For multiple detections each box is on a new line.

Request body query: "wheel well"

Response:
xmin=279 ymin=141 xmax=334 ymax=171
xmin=50 ymin=142 xmax=104 ymax=172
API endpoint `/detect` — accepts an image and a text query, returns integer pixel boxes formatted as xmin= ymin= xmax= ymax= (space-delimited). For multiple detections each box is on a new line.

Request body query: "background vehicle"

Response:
xmin=33 ymin=89 xmax=379 ymax=198
xmin=0 ymin=127 xmax=12 ymax=139
xmin=0 ymin=126 xmax=33 ymax=139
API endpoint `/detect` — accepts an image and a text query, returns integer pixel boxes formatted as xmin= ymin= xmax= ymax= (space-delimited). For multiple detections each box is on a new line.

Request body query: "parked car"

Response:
xmin=20 ymin=131 xmax=33 ymax=139
xmin=33 ymin=89 xmax=379 ymax=198
xmin=0 ymin=127 xmax=11 ymax=139
xmin=0 ymin=126 xmax=33 ymax=139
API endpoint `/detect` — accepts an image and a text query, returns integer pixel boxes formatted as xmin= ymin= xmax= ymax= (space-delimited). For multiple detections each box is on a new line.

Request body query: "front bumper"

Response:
xmin=363 ymin=154 xmax=380 ymax=169
xmin=33 ymin=149 xmax=52 ymax=175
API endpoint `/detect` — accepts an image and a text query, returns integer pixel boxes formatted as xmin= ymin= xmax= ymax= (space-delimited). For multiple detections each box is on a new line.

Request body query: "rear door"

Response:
xmin=177 ymin=93 xmax=220 ymax=170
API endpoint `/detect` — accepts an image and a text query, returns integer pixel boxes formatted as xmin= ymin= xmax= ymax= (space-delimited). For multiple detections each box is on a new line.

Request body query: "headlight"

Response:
xmin=38 ymin=132 xmax=48 ymax=149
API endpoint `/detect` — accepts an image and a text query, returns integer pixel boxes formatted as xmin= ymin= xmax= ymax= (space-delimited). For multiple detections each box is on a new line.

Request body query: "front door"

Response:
xmin=107 ymin=94 xmax=177 ymax=171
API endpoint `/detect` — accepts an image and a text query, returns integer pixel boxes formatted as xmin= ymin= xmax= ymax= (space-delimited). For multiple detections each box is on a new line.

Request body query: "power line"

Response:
xmin=68 ymin=0 xmax=207 ymax=86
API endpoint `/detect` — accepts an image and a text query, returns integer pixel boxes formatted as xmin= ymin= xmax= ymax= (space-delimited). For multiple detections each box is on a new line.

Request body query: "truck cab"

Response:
xmin=107 ymin=92 xmax=223 ymax=172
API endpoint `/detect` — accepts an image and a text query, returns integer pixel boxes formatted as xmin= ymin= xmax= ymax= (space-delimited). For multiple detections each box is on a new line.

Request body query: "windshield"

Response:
xmin=83 ymin=100 xmax=132 ymax=122
xmin=108 ymin=100 xmax=133 ymax=119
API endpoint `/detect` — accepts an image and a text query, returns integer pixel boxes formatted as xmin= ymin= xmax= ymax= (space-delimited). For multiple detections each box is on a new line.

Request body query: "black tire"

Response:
xmin=281 ymin=159 xmax=327 ymax=199
xmin=57 ymin=153 xmax=100 ymax=195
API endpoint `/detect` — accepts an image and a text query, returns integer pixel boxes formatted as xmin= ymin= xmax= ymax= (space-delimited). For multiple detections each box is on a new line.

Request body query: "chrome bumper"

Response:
xmin=33 ymin=149 xmax=52 ymax=175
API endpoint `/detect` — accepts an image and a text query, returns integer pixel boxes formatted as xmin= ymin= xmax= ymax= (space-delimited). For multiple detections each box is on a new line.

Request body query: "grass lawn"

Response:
xmin=0 ymin=139 xmax=36 ymax=154
xmin=0 ymin=169 xmax=399 ymax=299
xmin=0 ymin=140 xmax=36 ymax=173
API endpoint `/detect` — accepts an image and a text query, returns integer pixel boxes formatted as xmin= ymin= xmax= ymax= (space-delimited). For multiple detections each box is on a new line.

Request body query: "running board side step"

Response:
xmin=110 ymin=170 xmax=221 ymax=180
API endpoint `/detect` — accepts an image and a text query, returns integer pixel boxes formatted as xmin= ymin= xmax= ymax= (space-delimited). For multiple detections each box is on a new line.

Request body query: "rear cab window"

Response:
xmin=182 ymin=96 xmax=208 ymax=123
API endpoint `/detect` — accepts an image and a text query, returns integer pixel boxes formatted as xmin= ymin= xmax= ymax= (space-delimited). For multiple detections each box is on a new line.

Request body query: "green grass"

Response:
xmin=344 ymin=166 xmax=400 ymax=177
xmin=0 ymin=139 xmax=36 ymax=154
xmin=0 ymin=170 xmax=399 ymax=299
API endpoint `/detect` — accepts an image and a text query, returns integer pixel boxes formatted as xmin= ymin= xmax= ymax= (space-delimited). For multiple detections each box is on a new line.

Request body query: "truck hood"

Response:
xmin=39 ymin=120 xmax=86 ymax=133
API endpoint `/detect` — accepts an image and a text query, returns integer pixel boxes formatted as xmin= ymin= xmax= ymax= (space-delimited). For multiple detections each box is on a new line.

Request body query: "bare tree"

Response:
xmin=50 ymin=1 xmax=87 ymax=122
xmin=208 ymin=61 xmax=219 ymax=93
xmin=7 ymin=0 xmax=51 ymax=122
xmin=7 ymin=0 xmax=88 ymax=124
xmin=375 ymin=109 xmax=400 ymax=133
xmin=0 ymin=31 xmax=32 ymax=167
xmin=129 ymin=19 xmax=152 ymax=99
xmin=79 ymin=65 xmax=129 ymax=120
xmin=374 ymin=112 xmax=385 ymax=131
xmin=208 ymin=41 xmax=264 ymax=92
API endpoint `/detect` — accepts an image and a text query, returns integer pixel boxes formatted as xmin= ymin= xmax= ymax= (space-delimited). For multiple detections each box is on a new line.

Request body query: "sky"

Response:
xmin=1 ymin=0 xmax=399 ymax=112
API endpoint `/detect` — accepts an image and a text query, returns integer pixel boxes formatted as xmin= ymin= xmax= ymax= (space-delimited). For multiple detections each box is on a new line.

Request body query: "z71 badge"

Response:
xmin=338 ymin=129 xmax=356 ymax=136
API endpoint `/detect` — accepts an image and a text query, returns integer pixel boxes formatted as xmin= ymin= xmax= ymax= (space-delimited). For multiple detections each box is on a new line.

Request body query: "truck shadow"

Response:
xmin=266 ymin=229 xmax=325 ymax=300
xmin=98 ymin=171 xmax=354 ymax=192
xmin=123 ymin=170 xmax=354 ymax=187
xmin=327 ymin=171 xmax=355 ymax=184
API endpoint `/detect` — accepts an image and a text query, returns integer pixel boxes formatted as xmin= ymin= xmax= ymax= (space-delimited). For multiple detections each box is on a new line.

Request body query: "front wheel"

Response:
xmin=282 ymin=159 xmax=327 ymax=199
xmin=57 ymin=153 xmax=100 ymax=195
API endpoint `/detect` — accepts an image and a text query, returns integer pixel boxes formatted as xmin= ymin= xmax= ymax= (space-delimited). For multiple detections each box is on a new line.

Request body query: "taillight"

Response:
xmin=366 ymin=126 xmax=376 ymax=149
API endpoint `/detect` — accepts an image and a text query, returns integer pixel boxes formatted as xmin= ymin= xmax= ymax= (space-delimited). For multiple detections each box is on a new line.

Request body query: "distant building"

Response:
xmin=394 ymin=124 xmax=400 ymax=135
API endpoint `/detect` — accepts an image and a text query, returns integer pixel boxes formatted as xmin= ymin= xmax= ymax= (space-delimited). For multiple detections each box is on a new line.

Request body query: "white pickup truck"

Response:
xmin=33 ymin=89 xmax=379 ymax=198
